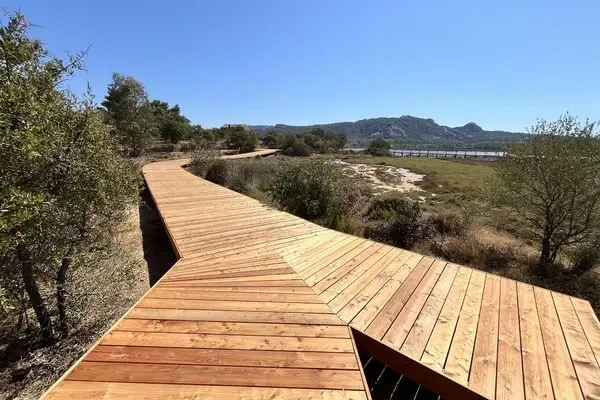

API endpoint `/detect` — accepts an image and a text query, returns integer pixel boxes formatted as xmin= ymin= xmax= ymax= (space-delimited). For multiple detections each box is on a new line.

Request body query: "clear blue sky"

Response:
xmin=3 ymin=1 xmax=599 ymax=131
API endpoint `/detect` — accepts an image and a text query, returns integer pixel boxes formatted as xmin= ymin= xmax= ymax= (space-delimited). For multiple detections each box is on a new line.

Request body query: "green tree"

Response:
xmin=490 ymin=115 xmax=600 ymax=275
xmin=262 ymin=131 xmax=280 ymax=148
xmin=150 ymin=100 xmax=192 ymax=143
xmin=227 ymin=127 xmax=258 ymax=153
xmin=367 ymin=137 xmax=391 ymax=156
xmin=0 ymin=13 xmax=138 ymax=342
xmin=102 ymin=73 xmax=156 ymax=155
xmin=283 ymin=138 xmax=312 ymax=157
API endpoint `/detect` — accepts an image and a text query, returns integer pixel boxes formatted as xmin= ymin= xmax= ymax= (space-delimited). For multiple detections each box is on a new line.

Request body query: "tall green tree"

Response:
xmin=227 ymin=126 xmax=258 ymax=153
xmin=0 ymin=13 xmax=138 ymax=343
xmin=102 ymin=73 xmax=156 ymax=155
xmin=490 ymin=115 xmax=600 ymax=275
xmin=150 ymin=100 xmax=192 ymax=143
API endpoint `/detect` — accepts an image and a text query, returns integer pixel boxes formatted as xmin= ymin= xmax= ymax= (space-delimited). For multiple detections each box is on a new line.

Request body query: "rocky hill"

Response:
xmin=251 ymin=116 xmax=523 ymax=142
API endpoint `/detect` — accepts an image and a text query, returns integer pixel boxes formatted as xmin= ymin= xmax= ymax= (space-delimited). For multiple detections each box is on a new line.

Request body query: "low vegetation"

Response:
xmin=191 ymin=117 xmax=600 ymax=314
xmin=262 ymin=127 xmax=347 ymax=155
xmin=367 ymin=137 xmax=392 ymax=156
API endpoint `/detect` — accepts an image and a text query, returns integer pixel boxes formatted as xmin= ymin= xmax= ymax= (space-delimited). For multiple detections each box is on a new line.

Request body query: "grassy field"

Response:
xmin=341 ymin=155 xmax=495 ymax=214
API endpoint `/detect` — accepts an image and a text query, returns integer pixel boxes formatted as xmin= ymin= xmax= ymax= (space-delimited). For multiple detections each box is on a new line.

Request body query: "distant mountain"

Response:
xmin=251 ymin=116 xmax=523 ymax=142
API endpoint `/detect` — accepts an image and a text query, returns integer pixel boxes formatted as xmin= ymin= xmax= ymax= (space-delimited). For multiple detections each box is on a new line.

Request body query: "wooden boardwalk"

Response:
xmin=44 ymin=152 xmax=600 ymax=399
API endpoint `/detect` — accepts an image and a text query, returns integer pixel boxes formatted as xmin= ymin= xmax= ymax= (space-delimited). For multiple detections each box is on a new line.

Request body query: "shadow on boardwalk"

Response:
xmin=139 ymin=186 xmax=177 ymax=286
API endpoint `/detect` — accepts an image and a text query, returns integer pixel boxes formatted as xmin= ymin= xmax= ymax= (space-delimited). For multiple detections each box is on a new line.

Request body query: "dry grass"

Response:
xmin=0 ymin=208 xmax=149 ymax=400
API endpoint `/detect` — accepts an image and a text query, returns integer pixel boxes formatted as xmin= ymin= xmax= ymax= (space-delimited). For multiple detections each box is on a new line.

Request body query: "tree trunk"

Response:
xmin=56 ymin=255 xmax=71 ymax=335
xmin=17 ymin=245 xmax=55 ymax=344
xmin=538 ymin=235 xmax=553 ymax=277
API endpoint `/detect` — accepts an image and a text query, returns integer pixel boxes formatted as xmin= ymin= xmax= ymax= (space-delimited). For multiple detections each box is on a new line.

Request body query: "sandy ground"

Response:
xmin=335 ymin=160 xmax=425 ymax=194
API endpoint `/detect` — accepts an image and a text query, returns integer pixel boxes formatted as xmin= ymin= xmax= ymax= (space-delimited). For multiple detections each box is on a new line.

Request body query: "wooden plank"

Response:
xmin=469 ymin=274 xmax=501 ymax=399
xmin=311 ymin=243 xmax=383 ymax=295
xmin=535 ymin=286 xmax=583 ymax=400
xmin=319 ymin=245 xmax=393 ymax=303
xmin=126 ymin=308 xmax=346 ymax=325
xmin=163 ymin=267 xmax=294 ymax=282
xmin=137 ymin=298 xmax=333 ymax=314
xmin=380 ymin=259 xmax=447 ymax=348
xmin=175 ymin=273 xmax=302 ymax=283
xmin=400 ymin=264 xmax=459 ymax=360
xmin=297 ymin=238 xmax=367 ymax=279
xmin=328 ymin=248 xmax=402 ymax=313
xmin=420 ymin=267 xmax=472 ymax=372
xmin=496 ymin=278 xmax=525 ymax=400
xmin=517 ymin=283 xmax=554 ymax=400
xmin=153 ymin=285 xmax=316 ymax=294
xmin=350 ymin=253 xmax=424 ymax=330
xmin=101 ymin=331 xmax=355 ymax=353
xmin=443 ymin=269 xmax=486 ymax=386
xmin=572 ymin=298 xmax=600 ymax=367
xmin=88 ymin=345 xmax=359 ymax=369
xmin=337 ymin=250 xmax=411 ymax=323
xmin=553 ymin=293 xmax=600 ymax=400
xmin=146 ymin=288 xmax=323 ymax=303
xmin=66 ymin=361 xmax=366 ymax=390
xmin=166 ymin=260 xmax=289 ymax=278
xmin=365 ymin=257 xmax=436 ymax=340
xmin=116 ymin=319 xmax=350 ymax=338
xmin=304 ymin=240 xmax=374 ymax=287
xmin=45 ymin=382 xmax=369 ymax=400
xmin=293 ymin=236 xmax=358 ymax=273
xmin=160 ymin=279 xmax=308 ymax=287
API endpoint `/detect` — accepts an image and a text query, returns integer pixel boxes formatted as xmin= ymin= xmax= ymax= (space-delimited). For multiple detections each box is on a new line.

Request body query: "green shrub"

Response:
xmin=270 ymin=158 xmax=346 ymax=226
xmin=149 ymin=143 xmax=175 ymax=153
xmin=571 ymin=238 xmax=600 ymax=275
xmin=427 ymin=211 xmax=471 ymax=237
xmin=205 ymin=159 xmax=228 ymax=185
xmin=188 ymin=151 xmax=220 ymax=177
xmin=283 ymin=138 xmax=313 ymax=157
xmin=426 ymin=236 xmax=479 ymax=265
xmin=365 ymin=196 xmax=428 ymax=248
xmin=178 ymin=141 xmax=197 ymax=152
xmin=228 ymin=128 xmax=258 ymax=153
xmin=367 ymin=138 xmax=391 ymax=156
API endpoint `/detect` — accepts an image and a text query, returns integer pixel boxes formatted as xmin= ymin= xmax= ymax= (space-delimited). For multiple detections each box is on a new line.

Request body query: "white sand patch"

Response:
xmin=335 ymin=160 xmax=425 ymax=194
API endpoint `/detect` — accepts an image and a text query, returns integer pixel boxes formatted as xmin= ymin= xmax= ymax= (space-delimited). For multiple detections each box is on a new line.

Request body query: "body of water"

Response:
xmin=349 ymin=148 xmax=505 ymax=158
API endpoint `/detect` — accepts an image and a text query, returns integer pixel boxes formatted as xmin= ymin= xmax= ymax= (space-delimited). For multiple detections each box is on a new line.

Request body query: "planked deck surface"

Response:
xmin=44 ymin=152 xmax=600 ymax=399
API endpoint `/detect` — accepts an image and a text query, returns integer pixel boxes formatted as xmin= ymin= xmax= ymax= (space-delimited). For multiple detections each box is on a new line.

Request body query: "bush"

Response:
xmin=205 ymin=159 xmax=228 ymax=185
xmin=188 ymin=151 xmax=220 ymax=177
xmin=149 ymin=143 xmax=175 ymax=153
xmin=427 ymin=211 xmax=471 ymax=237
xmin=365 ymin=196 xmax=428 ymax=248
xmin=228 ymin=128 xmax=258 ymax=153
xmin=367 ymin=138 xmax=391 ymax=156
xmin=178 ymin=141 xmax=197 ymax=152
xmin=262 ymin=132 xmax=279 ymax=148
xmin=284 ymin=138 xmax=312 ymax=157
xmin=425 ymin=236 xmax=479 ymax=265
xmin=571 ymin=238 xmax=600 ymax=275
xmin=270 ymin=158 xmax=346 ymax=226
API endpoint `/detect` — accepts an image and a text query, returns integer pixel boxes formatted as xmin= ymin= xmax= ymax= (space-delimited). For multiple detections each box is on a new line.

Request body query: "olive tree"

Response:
xmin=0 ymin=13 xmax=138 ymax=343
xmin=490 ymin=115 xmax=600 ymax=275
